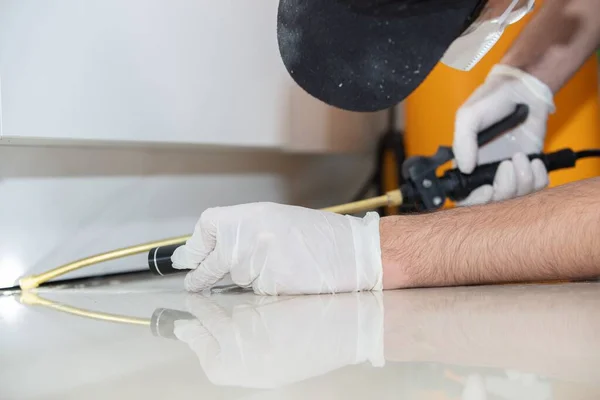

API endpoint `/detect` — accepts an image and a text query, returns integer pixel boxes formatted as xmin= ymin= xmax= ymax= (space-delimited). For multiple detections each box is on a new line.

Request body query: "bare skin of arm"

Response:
xmin=381 ymin=177 xmax=600 ymax=289
xmin=501 ymin=0 xmax=600 ymax=92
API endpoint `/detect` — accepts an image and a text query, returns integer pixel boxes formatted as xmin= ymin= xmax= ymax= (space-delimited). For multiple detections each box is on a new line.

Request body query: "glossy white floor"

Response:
xmin=2 ymin=276 xmax=599 ymax=400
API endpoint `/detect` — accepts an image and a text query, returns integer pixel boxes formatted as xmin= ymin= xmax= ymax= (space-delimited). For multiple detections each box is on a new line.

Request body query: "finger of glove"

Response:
xmin=185 ymin=251 xmax=227 ymax=292
xmin=453 ymin=78 xmax=515 ymax=174
xmin=512 ymin=152 xmax=535 ymax=197
xmin=492 ymin=160 xmax=517 ymax=202
xmin=173 ymin=320 xmax=221 ymax=367
xmin=454 ymin=98 xmax=515 ymax=174
xmin=531 ymin=159 xmax=549 ymax=191
xmin=453 ymin=108 xmax=480 ymax=174
xmin=182 ymin=295 xmax=235 ymax=353
xmin=172 ymin=209 xmax=219 ymax=270
xmin=456 ymin=185 xmax=494 ymax=207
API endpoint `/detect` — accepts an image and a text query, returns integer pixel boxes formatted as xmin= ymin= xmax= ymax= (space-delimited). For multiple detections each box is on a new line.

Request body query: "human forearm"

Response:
xmin=381 ymin=177 xmax=600 ymax=288
xmin=501 ymin=0 xmax=600 ymax=93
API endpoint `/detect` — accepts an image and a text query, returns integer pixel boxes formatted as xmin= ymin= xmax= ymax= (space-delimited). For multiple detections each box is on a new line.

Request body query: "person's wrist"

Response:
xmin=490 ymin=64 xmax=556 ymax=112
xmin=379 ymin=216 xmax=419 ymax=289
xmin=500 ymin=53 xmax=561 ymax=94
xmin=379 ymin=209 xmax=478 ymax=289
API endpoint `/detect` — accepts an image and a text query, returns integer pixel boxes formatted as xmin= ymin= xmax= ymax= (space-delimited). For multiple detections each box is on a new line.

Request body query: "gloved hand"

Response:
xmin=453 ymin=64 xmax=555 ymax=206
xmin=173 ymin=292 xmax=385 ymax=388
xmin=171 ymin=203 xmax=382 ymax=295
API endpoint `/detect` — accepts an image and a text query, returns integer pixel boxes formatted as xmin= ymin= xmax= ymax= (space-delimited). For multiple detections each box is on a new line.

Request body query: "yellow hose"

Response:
xmin=18 ymin=236 xmax=190 ymax=290
xmin=18 ymin=189 xmax=403 ymax=290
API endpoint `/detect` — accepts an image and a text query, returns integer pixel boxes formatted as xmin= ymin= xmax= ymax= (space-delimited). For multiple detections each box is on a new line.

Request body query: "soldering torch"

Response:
xmin=147 ymin=104 xmax=600 ymax=276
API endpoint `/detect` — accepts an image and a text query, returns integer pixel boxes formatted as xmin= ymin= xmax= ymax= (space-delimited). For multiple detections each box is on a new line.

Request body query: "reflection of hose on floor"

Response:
xmin=20 ymin=291 xmax=194 ymax=340
xmin=20 ymin=291 xmax=149 ymax=325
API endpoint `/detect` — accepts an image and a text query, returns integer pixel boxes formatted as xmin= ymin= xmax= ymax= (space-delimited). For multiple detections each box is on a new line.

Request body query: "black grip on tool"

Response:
xmin=150 ymin=308 xmax=196 ymax=340
xmin=148 ymin=244 xmax=184 ymax=276
xmin=442 ymin=148 xmax=578 ymax=202
xmin=476 ymin=104 xmax=529 ymax=148
xmin=399 ymin=104 xmax=530 ymax=210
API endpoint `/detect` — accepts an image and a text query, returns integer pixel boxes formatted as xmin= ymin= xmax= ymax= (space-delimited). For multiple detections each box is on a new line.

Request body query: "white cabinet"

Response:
xmin=0 ymin=0 xmax=383 ymax=151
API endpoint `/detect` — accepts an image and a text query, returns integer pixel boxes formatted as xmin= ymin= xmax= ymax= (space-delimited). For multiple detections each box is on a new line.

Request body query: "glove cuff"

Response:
xmin=348 ymin=212 xmax=383 ymax=292
xmin=490 ymin=64 xmax=556 ymax=113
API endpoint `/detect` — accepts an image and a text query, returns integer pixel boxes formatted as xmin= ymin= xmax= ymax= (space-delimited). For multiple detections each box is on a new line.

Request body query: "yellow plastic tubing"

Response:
xmin=404 ymin=0 xmax=600 ymax=189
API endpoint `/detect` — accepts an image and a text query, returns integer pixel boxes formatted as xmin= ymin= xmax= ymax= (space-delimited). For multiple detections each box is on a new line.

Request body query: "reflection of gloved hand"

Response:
xmin=173 ymin=293 xmax=384 ymax=388
xmin=453 ymin=65 xmax=555 ymax=206
xmin=171 ymin=203 xmax=382 ymax=295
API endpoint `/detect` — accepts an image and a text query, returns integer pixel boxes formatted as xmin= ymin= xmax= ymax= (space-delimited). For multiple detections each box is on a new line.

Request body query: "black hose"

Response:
xmin=576 ymin=150 xmax=600 ymax=159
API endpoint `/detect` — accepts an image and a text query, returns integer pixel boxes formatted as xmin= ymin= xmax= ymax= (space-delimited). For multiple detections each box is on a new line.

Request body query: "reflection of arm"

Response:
xmin=383 ymin=285 xmax=600 ymax=383
xmin=381 ymin=178 xmax=600 ymax=288
xmin=502 ymin=0 xmax=600 ymax=92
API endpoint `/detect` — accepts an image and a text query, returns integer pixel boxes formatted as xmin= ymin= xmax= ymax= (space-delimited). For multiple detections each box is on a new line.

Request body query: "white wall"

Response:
xmin=0 ymin=0 xmax=380 ymax=152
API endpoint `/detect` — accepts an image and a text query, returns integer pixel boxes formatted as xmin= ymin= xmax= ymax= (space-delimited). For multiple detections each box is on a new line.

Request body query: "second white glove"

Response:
xmin=171 ymin=203 xmax=382 ymax=295
xmin=453 ymin=65 xmax=555 ymax=206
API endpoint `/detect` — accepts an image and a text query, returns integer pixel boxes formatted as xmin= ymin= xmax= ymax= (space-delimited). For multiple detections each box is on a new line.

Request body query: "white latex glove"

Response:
xmin=453 ymin=65 xmax=555 ymax=206
xmin=173 ymin=292 xmax=385 ymax=389
xmin=171 ymin=203 xmax=382 ymax=295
